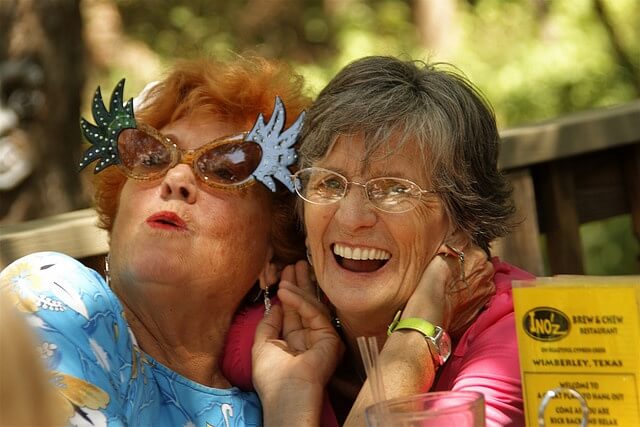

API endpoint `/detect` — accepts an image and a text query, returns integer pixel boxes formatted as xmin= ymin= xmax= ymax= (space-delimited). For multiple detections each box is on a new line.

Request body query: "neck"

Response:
xmin=113 ymin=279 xmax=242 ymax=388
xmin=335 ymin=311 xmax=391 ymax=378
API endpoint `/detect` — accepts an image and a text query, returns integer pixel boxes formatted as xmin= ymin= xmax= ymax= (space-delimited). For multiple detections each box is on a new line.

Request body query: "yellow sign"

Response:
xmin=513 ymin=276 xmax=640 ymax=426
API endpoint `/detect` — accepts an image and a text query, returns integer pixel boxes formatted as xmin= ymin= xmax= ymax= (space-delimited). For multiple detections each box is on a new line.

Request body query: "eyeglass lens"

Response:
xmin=116 ymin=128 xmax=263 ymax=186
xmin=294 ymin=168 xmax=423 ymax=213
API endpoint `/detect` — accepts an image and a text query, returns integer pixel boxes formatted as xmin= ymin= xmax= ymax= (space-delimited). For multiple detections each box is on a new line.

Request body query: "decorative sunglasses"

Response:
xmin=78 ymin=79 xmax=304 ymax=192
xmin=292 ymin=167 xmax=438 ymax=213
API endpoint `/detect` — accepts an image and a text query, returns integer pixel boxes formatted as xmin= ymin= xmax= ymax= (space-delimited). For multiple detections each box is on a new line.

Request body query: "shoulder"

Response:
xmin=1 ymin=252 xmax=134 ymax=424
xmin=0 ymin=251 xmax=129 ymax=375
xmin=1 ymin=251 xmax=117 ymax=317
xmin=491 ymin=258 xmax=536 ymax=291
xmin=453 ymin=259 xmax=534 ymax=355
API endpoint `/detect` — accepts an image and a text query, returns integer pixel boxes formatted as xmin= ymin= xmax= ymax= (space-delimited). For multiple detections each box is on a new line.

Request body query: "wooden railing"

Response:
xmin=2 ymin=100 xmax=640 ymax=275
xmin=493 ymin=100 xmax=640 ymax=275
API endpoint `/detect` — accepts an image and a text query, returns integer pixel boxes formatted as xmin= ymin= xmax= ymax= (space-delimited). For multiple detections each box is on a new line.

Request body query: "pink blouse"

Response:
xmin=222 ymin=258 xmax=534 ymax=426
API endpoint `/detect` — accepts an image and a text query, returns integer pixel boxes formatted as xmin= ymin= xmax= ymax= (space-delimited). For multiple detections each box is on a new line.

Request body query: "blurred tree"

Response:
xmin=108 ymin=0 xmax=638 ymax=127
xmin=0 ymin=0 xmax=88 ymax=224
xmin=3 ymin=0 xmax=636 ymax=273
xmin=93 ymin=0 xmax=640 ymax=275
xmin=593 ymin=0 xmax=640 ymax=94
xmin=412 ymin=0 xmax=459 ymax=57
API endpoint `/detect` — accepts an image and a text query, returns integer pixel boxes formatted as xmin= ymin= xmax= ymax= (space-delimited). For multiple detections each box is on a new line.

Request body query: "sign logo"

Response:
xmin=523 ymin=307 xmax=570 ymax=341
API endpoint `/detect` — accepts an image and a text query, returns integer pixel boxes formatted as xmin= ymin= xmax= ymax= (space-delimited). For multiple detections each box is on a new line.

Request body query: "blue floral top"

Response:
xmin=0 ymin=252 xmax=261 ymax=427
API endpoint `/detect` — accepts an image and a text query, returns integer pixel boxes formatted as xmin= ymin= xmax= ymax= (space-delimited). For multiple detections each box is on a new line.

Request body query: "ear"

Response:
xmin=439 ymin=229 xmax=470 ymax=256
xmin=258 ymin=245 xmax=277 ymax=291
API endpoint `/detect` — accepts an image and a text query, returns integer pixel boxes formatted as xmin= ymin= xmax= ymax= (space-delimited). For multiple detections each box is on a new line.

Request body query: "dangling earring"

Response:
xmin=306 ymin=247 xmax=313 ymax=266
xmin=445 ymin=244 xmax=468 ymax=291
xmin=263 ymin=285 xmax=272 ymax=315
xmin=104 ymin=254 xmax=111 ymax=286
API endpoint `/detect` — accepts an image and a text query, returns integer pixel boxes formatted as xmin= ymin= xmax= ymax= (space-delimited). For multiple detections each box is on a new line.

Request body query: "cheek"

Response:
xmin=408 ymin=205 xmax=450 ymax=252
xmin=111 ymin=184 xmax=136 ymax=231
xmin=304 ymin=206 xmax=330 ymax=246
xmin=113 ymin=182 xmax=153 ymax=228
xmin=207 ymin=197 xmax=272 ymax=243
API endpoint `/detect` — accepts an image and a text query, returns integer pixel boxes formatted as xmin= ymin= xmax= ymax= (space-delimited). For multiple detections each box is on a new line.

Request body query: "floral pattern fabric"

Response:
xmin=0 ymin=252 xmax=261 ymax=427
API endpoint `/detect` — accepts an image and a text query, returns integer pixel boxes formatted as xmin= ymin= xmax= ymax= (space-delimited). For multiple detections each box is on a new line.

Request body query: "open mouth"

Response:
xmin=332 ymin=243 xmax=391 ymax=273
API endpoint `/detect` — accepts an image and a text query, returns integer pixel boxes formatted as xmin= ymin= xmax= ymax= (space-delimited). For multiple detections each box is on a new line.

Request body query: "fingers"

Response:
xmin=280 ymin=264 xmax=297 ymax=286
xmin=279 ymin=281 xmax=334 ymax=332
xmin=280 ymin=282 xmax=305 ymax=338
xmin=293 ymin=260 xmax=316 ymax=296
xmin=281 ymin=261 xmax=317 ymax=298
xmin=254 ymin=304 xmax=284 ymax=346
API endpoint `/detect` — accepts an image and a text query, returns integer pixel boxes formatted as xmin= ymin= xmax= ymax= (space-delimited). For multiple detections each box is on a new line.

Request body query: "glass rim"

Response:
xmin=364 ymin=390 xmax=484 ymax=418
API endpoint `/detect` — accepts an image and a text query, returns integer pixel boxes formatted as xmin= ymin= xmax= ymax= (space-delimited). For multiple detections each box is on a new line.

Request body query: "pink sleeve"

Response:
xmin=444 ymin=312 xmax=524 ymax=427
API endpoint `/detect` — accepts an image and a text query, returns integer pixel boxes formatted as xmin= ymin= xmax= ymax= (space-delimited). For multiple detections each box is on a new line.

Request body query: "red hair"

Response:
xmin=91 ymin=57 xmax=310 ymax=264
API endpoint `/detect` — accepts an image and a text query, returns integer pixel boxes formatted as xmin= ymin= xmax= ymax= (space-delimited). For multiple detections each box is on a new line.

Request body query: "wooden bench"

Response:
xmin=0 ymin=208 xmax=108 ymax=274
xmin=2 ymin=100 xmax=639 ymax=275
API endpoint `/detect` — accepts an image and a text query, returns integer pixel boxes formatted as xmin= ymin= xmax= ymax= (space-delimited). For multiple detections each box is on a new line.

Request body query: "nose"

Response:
xmin=160 ymin=164 xmax=197 ymax=203
xmin=334 ymin=182 xmax=377 ymax=230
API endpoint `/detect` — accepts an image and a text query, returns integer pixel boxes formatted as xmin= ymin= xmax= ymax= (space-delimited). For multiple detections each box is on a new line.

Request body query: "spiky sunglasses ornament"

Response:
xmin=78 ymin=79 xmax=304 ymax=192
xmin=79 ymin=79 xmax=135 ymax=174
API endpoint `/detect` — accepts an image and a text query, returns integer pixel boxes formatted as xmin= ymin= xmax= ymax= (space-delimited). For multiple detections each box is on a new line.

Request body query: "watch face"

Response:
xmin=439 ymin=332 xmax=452 ymax=363
xmin=432 ymin=327 xmax=452 ymax=365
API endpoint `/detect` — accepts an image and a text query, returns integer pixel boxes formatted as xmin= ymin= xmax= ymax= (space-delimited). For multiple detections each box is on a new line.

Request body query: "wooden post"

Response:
xmin=539 ymin=161 xmax=584 ymax=274
xmin=623 ymin=144 xmax=640 ymax=272
xmin=493 ymin=168 xmax=545 ymax=276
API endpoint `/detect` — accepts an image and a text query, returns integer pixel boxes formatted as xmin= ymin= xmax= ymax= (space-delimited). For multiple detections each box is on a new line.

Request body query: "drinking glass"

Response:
xmin=365 ymin=390 xmax=485 ymax=427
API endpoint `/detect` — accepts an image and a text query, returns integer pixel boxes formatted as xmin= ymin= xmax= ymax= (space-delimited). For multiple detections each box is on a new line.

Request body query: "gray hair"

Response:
xmin=299 ymin=56 xmax=514 ymax=252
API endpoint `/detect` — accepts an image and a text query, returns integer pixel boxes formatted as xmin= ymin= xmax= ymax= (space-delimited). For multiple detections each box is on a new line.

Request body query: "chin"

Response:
xmin=127 ymin=254 xmax=188 ymax=284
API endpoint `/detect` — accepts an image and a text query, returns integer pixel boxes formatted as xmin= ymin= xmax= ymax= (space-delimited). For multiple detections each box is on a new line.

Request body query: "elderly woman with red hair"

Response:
xmin=0 ymin=57 xmax=328 ymax=426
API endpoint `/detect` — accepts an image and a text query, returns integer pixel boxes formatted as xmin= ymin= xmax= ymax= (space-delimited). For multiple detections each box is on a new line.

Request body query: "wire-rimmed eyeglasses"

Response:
xmin=291 ymin=167 xmax=438 ymax=213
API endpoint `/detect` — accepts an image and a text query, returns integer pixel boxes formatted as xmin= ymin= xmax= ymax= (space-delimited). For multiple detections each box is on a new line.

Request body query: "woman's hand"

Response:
xmin=343 ymin=242 xmax=496 ymax=427
xmin=402 ymin=241 xmax=495 ymax=334
xmin=252 ymin=261 xmax=343 ymax=426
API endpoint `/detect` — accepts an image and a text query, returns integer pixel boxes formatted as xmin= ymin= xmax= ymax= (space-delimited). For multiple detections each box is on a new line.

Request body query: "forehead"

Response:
xmin=316 ymin=134 xmax=430 ymax=181
xmin=159 ymin=114 xmax=243 ymax=150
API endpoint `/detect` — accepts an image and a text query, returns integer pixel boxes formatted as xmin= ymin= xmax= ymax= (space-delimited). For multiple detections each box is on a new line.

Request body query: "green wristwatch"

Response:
xmin=387 ymin=310 xmax=452 ymax=367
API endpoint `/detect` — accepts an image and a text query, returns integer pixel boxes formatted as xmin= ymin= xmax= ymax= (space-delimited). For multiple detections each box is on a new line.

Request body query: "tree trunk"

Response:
xmin=412 ymin=0 xmax=459 ymax=58
xmin=0 ymin=0 xmax=88 ymax=224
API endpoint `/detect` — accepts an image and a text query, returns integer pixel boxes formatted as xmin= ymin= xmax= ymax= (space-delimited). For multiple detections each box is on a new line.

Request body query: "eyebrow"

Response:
xmin=318 ymin=164 xmax=412 ymax=181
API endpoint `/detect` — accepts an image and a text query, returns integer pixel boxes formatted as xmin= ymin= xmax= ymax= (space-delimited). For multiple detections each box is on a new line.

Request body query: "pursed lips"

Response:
xmin=146 ymin=211 xmax=188 ymax=231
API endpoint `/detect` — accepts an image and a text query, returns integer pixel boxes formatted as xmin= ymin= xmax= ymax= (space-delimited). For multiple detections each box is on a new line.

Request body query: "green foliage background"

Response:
xmin=107 ymin=0 xmax=639 ymax=274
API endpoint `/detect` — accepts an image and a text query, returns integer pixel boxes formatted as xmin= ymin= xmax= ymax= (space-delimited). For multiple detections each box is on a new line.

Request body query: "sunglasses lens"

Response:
xmin=117 ymin=128 xmax=173 ymax=178
xmin=197 ymin=141 xmax=262 ymax=185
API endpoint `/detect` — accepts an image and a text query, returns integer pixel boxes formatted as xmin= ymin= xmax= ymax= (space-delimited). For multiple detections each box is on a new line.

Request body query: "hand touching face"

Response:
xmin=252 ymin=261 xmax=342 ymax=425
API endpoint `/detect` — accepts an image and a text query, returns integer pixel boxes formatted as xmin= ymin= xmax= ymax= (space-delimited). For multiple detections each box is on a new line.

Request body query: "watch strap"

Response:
xmin=387 ymin=309 xmax=437 ymax=337
xmin=387 ymin=309 xmax=451 ymax=367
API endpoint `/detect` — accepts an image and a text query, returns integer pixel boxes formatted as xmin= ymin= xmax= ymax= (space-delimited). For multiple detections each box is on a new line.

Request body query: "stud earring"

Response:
xmin=263 ymin=285 xmax=272 ymax=315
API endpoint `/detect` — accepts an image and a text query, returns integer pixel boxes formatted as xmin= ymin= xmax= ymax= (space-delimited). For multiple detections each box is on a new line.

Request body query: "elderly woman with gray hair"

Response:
xmin=245 ymin=56 xmax=533 ymax=427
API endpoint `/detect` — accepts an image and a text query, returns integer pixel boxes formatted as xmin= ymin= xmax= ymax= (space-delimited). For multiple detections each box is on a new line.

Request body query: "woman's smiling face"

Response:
xmin=304 ymin=134 xmax=450 ymax=322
